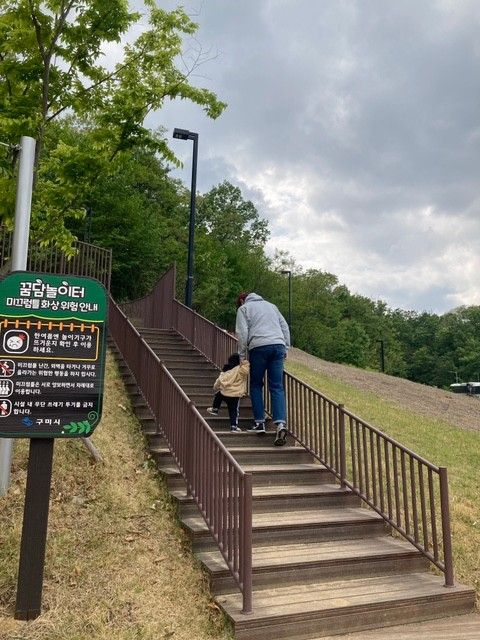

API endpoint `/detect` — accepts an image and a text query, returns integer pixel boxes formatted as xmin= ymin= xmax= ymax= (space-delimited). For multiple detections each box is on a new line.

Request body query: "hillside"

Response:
xmin=288 ymin=347 xmax=479 ymax=433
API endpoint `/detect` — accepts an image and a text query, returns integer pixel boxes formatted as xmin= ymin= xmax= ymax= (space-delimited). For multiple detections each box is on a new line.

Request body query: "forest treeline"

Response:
xmin=1 ymin=2 xmax=478 ymax=391
xmin=59 ymin=128 xmax=477 ymax=392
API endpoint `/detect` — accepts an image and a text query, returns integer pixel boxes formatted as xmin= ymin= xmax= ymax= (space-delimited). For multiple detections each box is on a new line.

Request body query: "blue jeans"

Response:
xmin=249 ymin=344 xmax=286 ymax=424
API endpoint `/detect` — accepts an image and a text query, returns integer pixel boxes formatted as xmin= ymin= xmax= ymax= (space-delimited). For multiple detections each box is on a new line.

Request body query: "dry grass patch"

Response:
xmin=0 ymin=352 xmax=234 ymax=640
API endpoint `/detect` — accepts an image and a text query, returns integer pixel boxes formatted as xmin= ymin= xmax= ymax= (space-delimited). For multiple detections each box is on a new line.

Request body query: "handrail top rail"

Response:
xmin=74 ymin=239 xmax=111 ymax=253
xmin=342 ymin=406 xmax=440 ymax=472
xmin=122 ymin=264 xmax=176 ymax=307
xmin=173 ymin=298 xmax=223 ymax=333
xmin=112 ymin=297 xmax=247 ymax=478
xmin=283 ymin=369 xmax=440 ymax=473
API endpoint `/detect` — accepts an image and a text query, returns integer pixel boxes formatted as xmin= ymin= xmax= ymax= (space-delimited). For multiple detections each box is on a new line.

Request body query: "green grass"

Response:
xmin=286 ymin=360 xmax=480 ymax=603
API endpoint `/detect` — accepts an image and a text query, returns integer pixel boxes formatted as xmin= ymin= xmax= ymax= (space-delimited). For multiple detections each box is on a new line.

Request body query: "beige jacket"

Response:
xmin=213 ymin=361 xmax=250 ymax=397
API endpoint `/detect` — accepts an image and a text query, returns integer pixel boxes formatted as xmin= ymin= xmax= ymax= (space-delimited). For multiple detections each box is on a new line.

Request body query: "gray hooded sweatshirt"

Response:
xmin=235 ymin=293 xmax=290 ymax=359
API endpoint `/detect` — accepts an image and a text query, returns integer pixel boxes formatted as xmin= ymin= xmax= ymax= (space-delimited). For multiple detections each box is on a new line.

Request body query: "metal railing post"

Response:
xmin=242 ymin=473 xmax=253 ymax=614
xmin=439 ymin=467 xmax=454 ymax=587
xmin=338 ymin=404 xmax=347 ymax=487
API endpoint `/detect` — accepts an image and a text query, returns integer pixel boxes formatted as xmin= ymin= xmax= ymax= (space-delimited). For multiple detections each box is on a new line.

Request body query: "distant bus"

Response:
xmin=450 ymin=382 xmax=480 ymax=395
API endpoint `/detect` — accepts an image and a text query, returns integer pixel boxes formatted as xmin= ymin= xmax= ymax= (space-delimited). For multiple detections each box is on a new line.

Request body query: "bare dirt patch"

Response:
xmin=288 ymin=347 xmax=480 ymax=432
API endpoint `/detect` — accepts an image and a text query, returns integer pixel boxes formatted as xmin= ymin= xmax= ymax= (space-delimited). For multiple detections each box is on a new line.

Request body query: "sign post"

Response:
xmin=0 ymin=135 xmax=36 ymax=496
xmin=0 ymin=271 xmax=107 ymax=620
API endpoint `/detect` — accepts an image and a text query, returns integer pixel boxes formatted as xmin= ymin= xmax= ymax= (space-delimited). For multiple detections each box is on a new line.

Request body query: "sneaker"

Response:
xmin=247 ymin=421 xmax=266 ymax=435
xmin=206 ymin=407 xmax=219 ymax=415
xmin=274 ymin=423 xmax=287 ymax=446
xmin=230 ymin=425 xmax=241 ymax=432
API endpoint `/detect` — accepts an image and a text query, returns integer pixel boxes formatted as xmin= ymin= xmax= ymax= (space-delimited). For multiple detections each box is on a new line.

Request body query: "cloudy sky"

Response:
xmin=137 ymin=1 xmax=480 ymax=314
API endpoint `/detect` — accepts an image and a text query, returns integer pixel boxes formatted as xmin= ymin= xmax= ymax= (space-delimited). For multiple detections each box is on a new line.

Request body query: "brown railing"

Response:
xmin=172 ymin=299 xmax=237 ymax=369
xmin=109 ymin=296 xmax=253 ymax=613
xmin=0 ymin=225 xmax=112 ymax=290
xmin=123 ymin=266 xmax=455 ymax=589
xmin=122 ymin=265 xmax=237 ymax=369
xmin=121 ymin=264 xmax=176 ymax=328
xmin=269 ymin=374 xmax=455 ymax=586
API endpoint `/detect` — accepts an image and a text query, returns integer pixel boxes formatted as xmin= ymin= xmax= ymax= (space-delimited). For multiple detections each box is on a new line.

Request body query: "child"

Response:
xmin=207 ymin=353 xmax=250 ymax=432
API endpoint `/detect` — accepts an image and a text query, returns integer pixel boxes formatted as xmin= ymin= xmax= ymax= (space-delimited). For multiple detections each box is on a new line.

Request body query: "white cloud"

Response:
xmin=136 ymin=0 xmax=480 ymax=313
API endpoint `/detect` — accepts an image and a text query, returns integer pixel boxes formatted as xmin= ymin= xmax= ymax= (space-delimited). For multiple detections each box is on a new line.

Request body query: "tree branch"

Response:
xmin=46 ymin=6 xmax=119 ymax=113
xmin=27 ymin=0 xmax=47 ymax=62
xmin=0 ymin=53 xmax=13 ymax=97
xmin=47 ymin=0 xmax=76 ymax=59
xmin=46 ymin=46 xmax=148 ymax=123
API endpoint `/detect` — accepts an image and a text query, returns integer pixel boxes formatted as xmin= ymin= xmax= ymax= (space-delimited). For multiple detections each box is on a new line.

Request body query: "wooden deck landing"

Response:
xmin=321 ymin=613 xmax=480 ymax=639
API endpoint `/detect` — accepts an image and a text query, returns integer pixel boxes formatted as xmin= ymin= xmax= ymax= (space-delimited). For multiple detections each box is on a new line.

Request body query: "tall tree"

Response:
xmin=0 ymin=0 xmax=226 ymax=248
xmin=197 ymin=181 xmax=269 ymax=247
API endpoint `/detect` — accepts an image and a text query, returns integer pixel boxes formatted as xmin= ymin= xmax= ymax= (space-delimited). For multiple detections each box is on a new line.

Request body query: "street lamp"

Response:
xmin=376 ymin=339 xmax=385 ymax=373
xmin=280 ymin=270 xmax=292 ymax=344
xmin=173 ymin=127 xmax=199 ymax=308
xmin=450 ymin=369 xmax=459 ymax=383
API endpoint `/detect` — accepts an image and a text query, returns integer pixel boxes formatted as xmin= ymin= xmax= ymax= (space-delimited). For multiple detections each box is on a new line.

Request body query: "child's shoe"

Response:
xmin=207 ymin=407 xmax=219 ymax=415
xmin=230 ymin=425 xmax=241 ymax=432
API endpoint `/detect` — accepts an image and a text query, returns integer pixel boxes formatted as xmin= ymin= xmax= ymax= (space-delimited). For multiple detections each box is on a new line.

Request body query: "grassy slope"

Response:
xmin=0 ymin=352 xmax=233 ymax=640
xmin=286 ymin=360 xmax=480 ymax=603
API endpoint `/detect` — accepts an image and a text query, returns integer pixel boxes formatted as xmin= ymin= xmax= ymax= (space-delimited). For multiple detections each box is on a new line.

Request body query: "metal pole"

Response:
xmin=281 ymin=270 xmax=292 ymax=344
xmin=288 ymin=271 xmax=292 ymax=344
xmin=377 ymin=339 xmax=385 ymax=373
xmin=0 ymin=135 xmax=36 ymax=497
xmin=185 ymin=134 xmax=198 ymax=308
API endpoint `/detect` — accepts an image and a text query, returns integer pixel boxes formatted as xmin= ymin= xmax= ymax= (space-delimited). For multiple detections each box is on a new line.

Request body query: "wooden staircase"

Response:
xmin=110 ymin=328 xmax=475 ymax=639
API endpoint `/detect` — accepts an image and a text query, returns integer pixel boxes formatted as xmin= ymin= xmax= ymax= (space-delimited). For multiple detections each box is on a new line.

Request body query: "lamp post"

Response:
xmin=281 ymin=270 xmax=292 ymax=344
xmin=450 ymin=370 xmax=459 ymax=383
xmin=173 ymin=127 xmax=199 ymax=308
xmin=376 ymin=339 xmax=385 ymax=373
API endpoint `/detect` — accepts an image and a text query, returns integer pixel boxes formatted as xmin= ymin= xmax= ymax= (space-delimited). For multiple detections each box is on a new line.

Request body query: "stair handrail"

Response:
xmin=108 ymin=295 xmax=253 ymax=613
xmin=122 ymin=266 xmax=455 ymax=588
xmin=0 ymin=224 xmax=112 ymax=290
xmin=270 ymin=373 xmax=454 ymax=587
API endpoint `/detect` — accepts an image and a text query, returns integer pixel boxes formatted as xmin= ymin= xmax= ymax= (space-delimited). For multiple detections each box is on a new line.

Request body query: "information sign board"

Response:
xmin=0 ymin=272 xmax=107 ymax=438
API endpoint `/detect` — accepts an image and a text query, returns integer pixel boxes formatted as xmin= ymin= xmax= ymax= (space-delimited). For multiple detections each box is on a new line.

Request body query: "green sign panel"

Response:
xmin=0 ymin=272 xmax=107 ymax=438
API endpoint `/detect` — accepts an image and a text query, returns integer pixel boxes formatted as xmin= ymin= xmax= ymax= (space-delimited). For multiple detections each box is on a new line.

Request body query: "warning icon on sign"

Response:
xmin=0 ymin=399 xmax=12 ymax=417
xmin=0 ymin=360 xmax=15 ymax=377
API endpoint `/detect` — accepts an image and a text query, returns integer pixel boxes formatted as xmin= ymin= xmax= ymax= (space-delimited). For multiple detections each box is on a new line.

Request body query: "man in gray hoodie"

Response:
xmin=235 ymin=292 xmax=290 ymax=445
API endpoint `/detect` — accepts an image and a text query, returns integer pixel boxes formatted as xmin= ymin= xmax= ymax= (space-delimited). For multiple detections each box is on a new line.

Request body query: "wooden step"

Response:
xmin=151 ymin=445 xmax=312 ymax=466
xmin=215 ymin=446 xmax=314 ymax=465
xmin=198 ymin=536 xmax=429 ymax=594
xmin=174 ymin=483 xmax=360 ymax=516
xmin=163 ymin=360 xmax=213 ymax=370
xmin=204 ymin=416 xmax=262 ymax=430
xmin=216 ymin=431 xmax=280 ymax=447
xmin=138 ymin=329 xmax=183 ymax=338
xmin=181 ymin=382 xmax=220 ymax=394
xmin=182 ymin=506 xmax=387 ymax=547
xmin=152 ymin=354 xmax=208 ymax=364
xmin=194 ymin=398 xmax=253 ymax=409
xmin=220 ymin=573 xmax=475 ymax=640
xmin=169 ymin=372 xmax=218 ymax=384
xmin=156 ymin=462 xmax=336 ymax=492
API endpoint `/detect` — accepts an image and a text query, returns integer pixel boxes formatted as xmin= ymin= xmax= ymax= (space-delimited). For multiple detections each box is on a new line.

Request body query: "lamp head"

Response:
xmin=173 ymin=128 xmax=190 ymax=140
xmin=173 ymin=128 xmax=198 ymax=141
